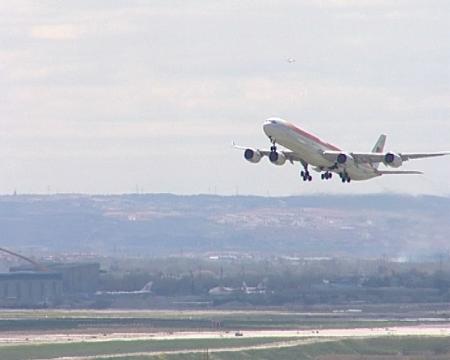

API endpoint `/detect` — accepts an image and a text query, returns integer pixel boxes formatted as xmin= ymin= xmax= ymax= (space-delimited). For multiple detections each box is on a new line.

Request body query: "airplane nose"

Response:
xmin=263 ymin=119 xmax=276 ymax=127
xmin=263 ymin=120 xmax=274 ymax=136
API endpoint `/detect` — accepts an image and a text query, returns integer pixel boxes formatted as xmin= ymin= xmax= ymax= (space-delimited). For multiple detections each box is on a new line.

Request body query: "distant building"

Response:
xmin=46 ymin=263 xmax=99 ymax=294
xmin=10 ymin=262 xmax=100 ymax=295
xmin=0 ymin=272 xmax=63 ymax=307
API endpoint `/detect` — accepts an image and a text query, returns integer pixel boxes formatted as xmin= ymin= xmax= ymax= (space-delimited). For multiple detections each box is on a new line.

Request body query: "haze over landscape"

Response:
xmin=1 ymin=1 xmax=449 ymax=195
xmin=2 ymin=193 xmax=449 ymax=261
xmin=2 ymin=3 xmax=450 ymax=359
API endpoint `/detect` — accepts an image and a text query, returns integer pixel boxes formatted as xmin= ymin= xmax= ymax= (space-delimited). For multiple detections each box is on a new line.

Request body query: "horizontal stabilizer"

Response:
xmin=377 ymin=170 xmax=423 ymax=175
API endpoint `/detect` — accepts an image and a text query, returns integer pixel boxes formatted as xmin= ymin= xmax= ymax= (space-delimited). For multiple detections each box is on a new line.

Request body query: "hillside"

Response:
xmin=0 ymin=194 xmax=449 ymax=259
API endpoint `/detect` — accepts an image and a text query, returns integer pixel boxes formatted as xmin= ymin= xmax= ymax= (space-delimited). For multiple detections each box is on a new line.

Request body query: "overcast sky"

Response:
xmin=1 ymin=1 xmax=449 ymax=196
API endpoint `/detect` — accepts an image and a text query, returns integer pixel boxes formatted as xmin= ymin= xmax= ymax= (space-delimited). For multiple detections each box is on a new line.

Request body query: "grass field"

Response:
xmin=1 ymin=335 xmax=450 ymax=359
xmin=0 ymin=337 xmax=294 ymax=360
xmin=94 ymin=337 xmax=450 ymax=360
xmin=1 ymin=310 xmax=450 ymax=359
xmin=0 ymin=309 xmax=438 ymax=332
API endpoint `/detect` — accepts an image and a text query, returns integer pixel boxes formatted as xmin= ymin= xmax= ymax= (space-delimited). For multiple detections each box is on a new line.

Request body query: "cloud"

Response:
xmin=315 ymin=0 xmax=382 ymax=5
xmin=0 ymin=1 xmax=449 ymax=195
xmin=30 ymin=24 xmax=85 ymax=40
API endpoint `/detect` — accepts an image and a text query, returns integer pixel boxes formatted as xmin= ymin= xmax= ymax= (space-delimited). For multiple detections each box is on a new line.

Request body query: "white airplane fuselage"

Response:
xmin=263 ymin=118 xmax=379 ymax=181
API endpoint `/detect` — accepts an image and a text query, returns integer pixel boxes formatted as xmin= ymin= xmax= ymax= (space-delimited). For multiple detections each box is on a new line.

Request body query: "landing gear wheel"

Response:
xmin=301 ymin=171 xmax=311 ymax=182
xmin=300 ymin=162 xmax=311 ymax=182
xmin=269 ymin=138 xmax=277 ymax=153
xmin=339 ymin=172 xmax=351 ymax=183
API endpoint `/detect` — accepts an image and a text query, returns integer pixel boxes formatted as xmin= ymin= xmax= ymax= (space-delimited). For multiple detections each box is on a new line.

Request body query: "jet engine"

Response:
xmin=336 ymin=153 xmax=354 ymax=165
xmin=384 ymin=152 xmax=403 ymax=168
xmin=269 ymin=151 xmax=287 ymax=165
xmin=244 ymin=148 xmax=262 ymax=163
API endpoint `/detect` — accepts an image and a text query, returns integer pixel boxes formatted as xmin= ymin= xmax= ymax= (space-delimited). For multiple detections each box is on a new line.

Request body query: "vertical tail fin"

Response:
xmin=372 ymin=134 xmax=386 ymax=169
xmin=372 ymin=134 xmax=386 ymax=153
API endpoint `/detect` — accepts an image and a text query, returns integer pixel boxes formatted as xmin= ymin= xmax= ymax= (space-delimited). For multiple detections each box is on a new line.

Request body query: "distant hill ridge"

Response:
xmin=0 ymin=194 xmax=448 ymax=259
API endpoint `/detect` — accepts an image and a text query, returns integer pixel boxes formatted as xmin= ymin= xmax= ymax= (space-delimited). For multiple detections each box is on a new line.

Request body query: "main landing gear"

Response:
xmin=339 ymin=172 xmax=351 ymax=183
xmin=300 ymin=162 xmax=312 ymax=182
xmin=321 ymin=172 xmax=333 ymax=180
xmin=301 ymin=170 xmax=312 ymax=182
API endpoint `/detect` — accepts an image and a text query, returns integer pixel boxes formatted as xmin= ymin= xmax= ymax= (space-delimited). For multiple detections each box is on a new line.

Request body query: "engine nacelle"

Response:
xmin=269 ymin=151 xmax=286 ymax=165
xmin=244 ymin=148 xmax=262 ymax=163
xmin=384 ymin=152 xmax=403 ymax=168
xmin=336 ymin=153 xmax=354 ymax=165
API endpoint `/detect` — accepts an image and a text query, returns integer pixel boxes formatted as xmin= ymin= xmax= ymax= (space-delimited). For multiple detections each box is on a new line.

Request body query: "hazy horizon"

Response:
xmin=0 ymin=191 xmax=449 ymax=200
xmin=1 ymin=1 xmax=449 ymax=196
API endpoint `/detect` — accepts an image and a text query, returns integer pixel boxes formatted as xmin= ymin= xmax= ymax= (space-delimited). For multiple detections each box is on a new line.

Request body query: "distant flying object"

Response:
xmin=234 ymin=118 xmax=450 ymax=183
xmin=286 ymin=57 xmax=296 ymax=63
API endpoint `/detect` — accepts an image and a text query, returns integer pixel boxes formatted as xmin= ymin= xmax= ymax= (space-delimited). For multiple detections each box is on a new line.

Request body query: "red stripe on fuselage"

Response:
xmin=286 ymin=123 xmax=341 ymax=151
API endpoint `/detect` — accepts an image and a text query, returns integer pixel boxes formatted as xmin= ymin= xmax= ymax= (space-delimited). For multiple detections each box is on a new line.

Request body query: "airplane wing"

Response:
xmin=323 ymin=151 xmax=450 ymax=164
xmin=397 ymin=152 xmax=450 ymax=160
xmin=232 ymin=142 xmax=304 ymax=163
xmin=377 ymin=170 xmax=423 ymax=175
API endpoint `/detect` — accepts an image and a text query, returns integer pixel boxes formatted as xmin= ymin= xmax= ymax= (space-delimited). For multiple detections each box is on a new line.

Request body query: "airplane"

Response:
xmin=234 ymin=117 xmax=450 ymax=183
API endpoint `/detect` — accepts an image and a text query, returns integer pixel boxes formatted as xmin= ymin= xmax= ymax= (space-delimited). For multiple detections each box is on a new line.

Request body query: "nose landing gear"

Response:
xmin=269 ymin=137 xmax=277 ymax=153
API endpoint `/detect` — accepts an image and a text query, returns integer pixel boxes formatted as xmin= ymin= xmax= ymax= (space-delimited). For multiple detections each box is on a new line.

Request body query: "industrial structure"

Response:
xmin=0 ymin=247 xmax=100 ymax=308
xmin=0 ymin=272 xmax=63 ymax=307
